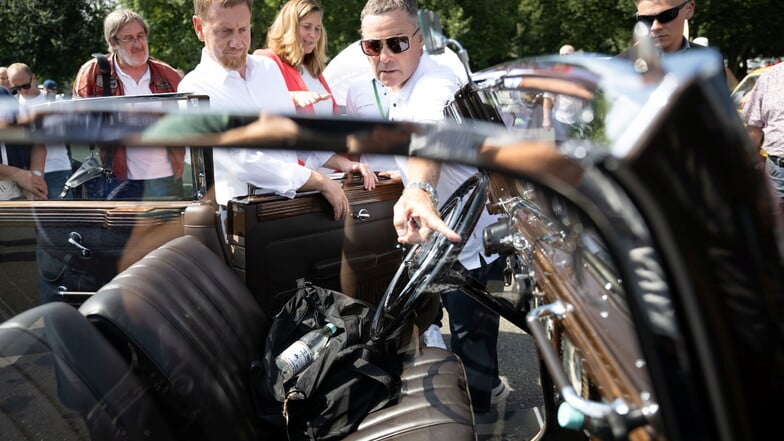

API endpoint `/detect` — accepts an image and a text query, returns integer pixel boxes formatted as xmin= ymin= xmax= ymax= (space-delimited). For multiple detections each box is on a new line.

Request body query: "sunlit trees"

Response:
xmin=0 ymin=0 xmax=111 ymax=92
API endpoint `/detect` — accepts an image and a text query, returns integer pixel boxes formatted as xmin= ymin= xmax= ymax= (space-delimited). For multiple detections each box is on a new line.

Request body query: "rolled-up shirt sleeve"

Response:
xmin=214 ymin=148 xmax=311 ymax=204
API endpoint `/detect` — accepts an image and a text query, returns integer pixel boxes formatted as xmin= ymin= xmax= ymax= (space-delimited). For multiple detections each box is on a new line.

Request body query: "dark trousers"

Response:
xmin=45 ymin=170 xmax=71 ymax=200
xmin=122 ymin=176 xmax=183 ymax=200
xmin=441 ymin=256 xmax=504 ymax=411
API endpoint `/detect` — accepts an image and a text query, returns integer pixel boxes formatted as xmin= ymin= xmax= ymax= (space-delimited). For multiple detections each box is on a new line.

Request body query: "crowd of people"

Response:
xmin=1 ymin=0 xmax=782 ymax=417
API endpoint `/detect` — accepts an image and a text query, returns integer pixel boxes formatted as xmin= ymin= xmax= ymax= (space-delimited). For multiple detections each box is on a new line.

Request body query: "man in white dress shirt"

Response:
xmin=345 ymin=0 xmax=508 ymax=413
xmin=180 ymin=0 xmax=372 ymax=222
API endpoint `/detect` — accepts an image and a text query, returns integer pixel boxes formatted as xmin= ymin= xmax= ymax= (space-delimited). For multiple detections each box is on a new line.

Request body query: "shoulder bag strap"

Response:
xmin=91 ymin=53 xmax=113 ymax=97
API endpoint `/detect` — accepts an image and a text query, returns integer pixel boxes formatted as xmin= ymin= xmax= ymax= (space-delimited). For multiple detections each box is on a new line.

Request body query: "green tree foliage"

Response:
xmin=0 ymin=0 xmax=111 ymax=91
xmin=2 ymin=0 xmax=782 ymax=89
xmin=256 ymin=0 xmax=366 ymax=58
xmin=121 ymin=0 xmax=204 ymax=72
xmin=689 ymin=0 xmax=784 ymax=79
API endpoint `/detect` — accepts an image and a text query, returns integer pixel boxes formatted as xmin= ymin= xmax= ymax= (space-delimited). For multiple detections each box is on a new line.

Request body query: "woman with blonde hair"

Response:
xmin=254 ymin=0 xmax=339 ymax=114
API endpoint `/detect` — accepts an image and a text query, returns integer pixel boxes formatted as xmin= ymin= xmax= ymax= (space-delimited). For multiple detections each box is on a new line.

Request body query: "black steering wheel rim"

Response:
xmin=370 ymin=172 xmax=489 ymax=348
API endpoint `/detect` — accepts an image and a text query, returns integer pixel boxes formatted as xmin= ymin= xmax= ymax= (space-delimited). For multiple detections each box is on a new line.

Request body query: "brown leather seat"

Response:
xmin=0 ymin=302 xmax=174 ymax=441
xmin=347 ymin=348 xmax=477 ymax=441
xmin=79 ymin=235 xmax=476 ymax=440
xmin=183 ymin=203 xmax=232 ymax=265
xmin=80 ymin=235 xmax=271 ymax=441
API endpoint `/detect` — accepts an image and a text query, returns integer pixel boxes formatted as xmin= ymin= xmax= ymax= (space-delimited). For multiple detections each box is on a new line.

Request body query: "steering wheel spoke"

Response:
xmin=371 ymin=172 xmax=490 ymax=348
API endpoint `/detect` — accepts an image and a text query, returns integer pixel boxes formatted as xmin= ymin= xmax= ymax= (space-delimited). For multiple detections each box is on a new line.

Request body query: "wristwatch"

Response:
xmin=406 ymin=181 xmax=439 ymax=207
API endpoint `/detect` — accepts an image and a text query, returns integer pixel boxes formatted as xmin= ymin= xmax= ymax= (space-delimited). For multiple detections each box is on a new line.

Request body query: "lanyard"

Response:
xmin=372 ymin=79 xmax=389 ymax=120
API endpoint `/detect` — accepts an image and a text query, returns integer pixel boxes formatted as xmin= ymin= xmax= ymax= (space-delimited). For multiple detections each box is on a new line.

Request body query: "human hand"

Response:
xmin=342 ymin=161 xmax=377 ymax=190
xmin=378 ymin=170 xmax=401 ymax=181
xmin=15 ymin=169 xmax=48 ymax=200
xmin=393 ymin=186 xmax=460 ymax=244
xmin=291 ymin=91 xmax=332 ymax=108
xmin=318 ymin=173 xmax=349 ymax=221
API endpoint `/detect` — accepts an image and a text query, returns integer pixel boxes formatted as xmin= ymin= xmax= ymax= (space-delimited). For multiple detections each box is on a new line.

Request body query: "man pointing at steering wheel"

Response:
xmin=346 ymin=0 xmax=509 ymax=413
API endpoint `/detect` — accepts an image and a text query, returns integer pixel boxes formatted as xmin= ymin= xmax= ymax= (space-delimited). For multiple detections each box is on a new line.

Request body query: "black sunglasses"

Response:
xmin=10 ymin=82 xmax=32 ymax=95
xmin=636 ymin=0 xmax=690 ymax=26
xmin=360 ymin=28 xmax=420 ymax=56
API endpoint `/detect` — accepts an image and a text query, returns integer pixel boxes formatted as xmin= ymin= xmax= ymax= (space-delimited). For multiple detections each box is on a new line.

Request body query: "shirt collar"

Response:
xmin=677 ymin=37 xmax=692 ymax=53
xmin=389 ymin=53 xmax=430 ymax=103
xmin=114 ymin=59 xmax=151 ymax=84
xmin=199 ymin=47 xmax=249 ymax=80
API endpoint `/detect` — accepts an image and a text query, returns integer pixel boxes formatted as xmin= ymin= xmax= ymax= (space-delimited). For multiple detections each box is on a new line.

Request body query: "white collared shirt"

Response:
xmin=179 ymin=49 xmax=309 ymax=205
xmin=346 ymin=54 xmax=499 ymax=270
xmin=114 ymin=63 xmax=174 ymax=180
xmin=300 ymin=68 xmax=333 ymax=116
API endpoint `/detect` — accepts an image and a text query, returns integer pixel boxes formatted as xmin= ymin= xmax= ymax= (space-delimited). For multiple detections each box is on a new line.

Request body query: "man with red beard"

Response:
xmin=179 ymin=0 xmax=370 ymax=225
xmin=73 ymin=9 xmax=185 ymax=199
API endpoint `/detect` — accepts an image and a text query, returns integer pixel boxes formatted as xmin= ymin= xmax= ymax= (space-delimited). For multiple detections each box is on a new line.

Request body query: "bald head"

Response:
xmin=559 ymin=45 xmax=575 ymax=55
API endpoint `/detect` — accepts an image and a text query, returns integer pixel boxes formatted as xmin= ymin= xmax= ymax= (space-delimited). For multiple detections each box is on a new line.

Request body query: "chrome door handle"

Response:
xmin=67 ymin=232 xmax=92 ymax=258
xmin=352 ymin=208 xmax=370 ymax=221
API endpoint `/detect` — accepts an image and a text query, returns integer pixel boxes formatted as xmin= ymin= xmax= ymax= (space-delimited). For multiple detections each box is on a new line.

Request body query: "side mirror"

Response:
xmin=418 ymin=10 xmax=446 ymax=55
xmin=417 ymin=9 xmax=473 ymax=83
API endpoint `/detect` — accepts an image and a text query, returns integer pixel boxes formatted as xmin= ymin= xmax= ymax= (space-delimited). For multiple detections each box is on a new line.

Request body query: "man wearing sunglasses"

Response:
xmin=619 ymin=0 xmax=698 ymax=58
xmin=7 ymin=63 xmax=72 ymax=200
xmin=346 ymin=0 xmax=508 ymax=414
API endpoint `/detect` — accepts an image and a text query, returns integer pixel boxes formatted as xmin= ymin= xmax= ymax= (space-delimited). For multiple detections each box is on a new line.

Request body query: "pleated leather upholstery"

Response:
xmin=79 ymin=235 xmax=271 ymax=440
xmin=78 ymin=234 xmax=476 ymax=440
xmin=348 ymin=347 xmax=477 ymax=441
xmin=0 ymin=302 xmax=174 ymax=441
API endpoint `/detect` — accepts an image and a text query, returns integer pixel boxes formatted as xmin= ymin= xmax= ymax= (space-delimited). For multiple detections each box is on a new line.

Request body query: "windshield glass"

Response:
xmin=0 ymin=48 xmax=746 ymax=441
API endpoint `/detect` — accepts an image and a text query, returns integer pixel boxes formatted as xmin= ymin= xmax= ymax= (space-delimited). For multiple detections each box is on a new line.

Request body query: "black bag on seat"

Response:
xmin=255 ymin=281 xmax=402 ymax=441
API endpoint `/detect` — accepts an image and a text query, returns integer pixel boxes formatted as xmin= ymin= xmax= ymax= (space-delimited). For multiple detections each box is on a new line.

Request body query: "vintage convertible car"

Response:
xmin=1 ymin=14 xmax=782 ymax=441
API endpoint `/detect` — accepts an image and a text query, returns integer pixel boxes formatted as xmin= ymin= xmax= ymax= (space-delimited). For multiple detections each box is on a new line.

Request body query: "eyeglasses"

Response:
xmin=10 ymin=82 xmax=32 ymax=95
xmin=117 ymin=34 xmax=147 ymax=45
xmin=636 ymin=0 xmax=690 ymax=26
xmin=360 ymin=28 xmax=420 ymax=56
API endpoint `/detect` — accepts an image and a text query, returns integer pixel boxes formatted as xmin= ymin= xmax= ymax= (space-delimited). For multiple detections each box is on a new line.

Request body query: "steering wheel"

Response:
xmin=370 ymin=172 xmax=489 ymax=348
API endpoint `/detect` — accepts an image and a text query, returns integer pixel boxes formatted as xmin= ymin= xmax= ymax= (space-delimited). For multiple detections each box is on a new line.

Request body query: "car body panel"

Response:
xmin=0 ymin=44 xmax=782 ymax=441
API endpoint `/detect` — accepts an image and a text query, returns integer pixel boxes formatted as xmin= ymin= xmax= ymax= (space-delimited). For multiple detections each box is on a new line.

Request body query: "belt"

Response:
xmin=768 ymin=155 xmax=784 ymax=167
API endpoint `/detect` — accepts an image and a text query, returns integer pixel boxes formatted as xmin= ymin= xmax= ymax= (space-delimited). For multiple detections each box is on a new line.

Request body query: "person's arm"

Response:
xmin=30 ymin=144 xmax=46 ymax=175
xmin=321 ymin=154 xmax=378 ymax=190
xmin=746 ymin=125 xmax=764 ymax=149
xmin=290 ymin=91 xmax=332 ymax=109
xmin=542 ymin=94 xmax=554 ymax=128
xmin=0 ymin=164 xmax=47 ymax=200
xmin=393 ymin=157 xmax=460 ymax=244
xmin=299 ymin=169 xmax=350 ymax=221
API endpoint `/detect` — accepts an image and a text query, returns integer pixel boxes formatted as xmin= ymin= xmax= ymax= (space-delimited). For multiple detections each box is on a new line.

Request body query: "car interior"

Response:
xmin=2 ymin=14 xmax=783 ymax=441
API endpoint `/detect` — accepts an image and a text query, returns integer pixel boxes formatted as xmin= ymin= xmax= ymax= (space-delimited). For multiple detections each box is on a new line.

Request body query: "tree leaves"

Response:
xmin=1 ymin=0 xmax=781 ymax=93
xmin=0 ymin=0 xmax=111 ymax=93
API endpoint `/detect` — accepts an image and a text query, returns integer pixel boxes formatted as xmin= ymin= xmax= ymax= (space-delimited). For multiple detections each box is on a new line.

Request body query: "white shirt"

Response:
xmin=301 ymin=68 xmax=333 ymax=116
xmin=544 ymin=92 xmax=584 ymax=125
xmin=17 ymin=92 xmax=71 ymax=173
xmin=325 ymin=40 xmax=469 ymax=107
xmin=115 ymin=63 xmax=174 ymax=180
xmin=179 ymin=49 xmax=308 ymax=205
xmin=346 ymin=54 xmax=499 ymax=270
xmin=300 ymin=69 xmax=339 ymax=174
